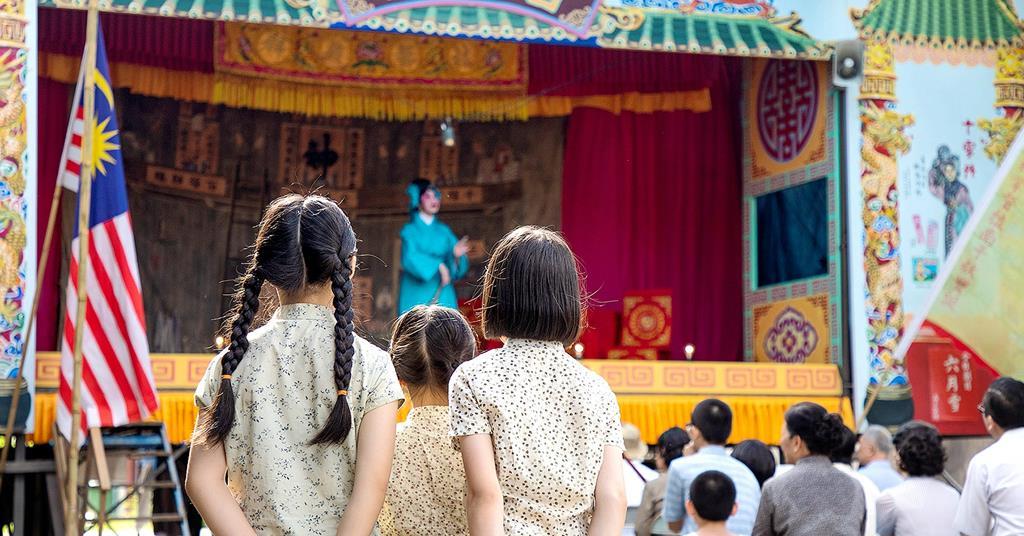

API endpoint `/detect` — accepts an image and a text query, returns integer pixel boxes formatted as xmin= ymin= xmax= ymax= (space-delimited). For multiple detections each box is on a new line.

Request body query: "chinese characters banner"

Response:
xmin=899 ymin=125 xmax=1024 ymax=384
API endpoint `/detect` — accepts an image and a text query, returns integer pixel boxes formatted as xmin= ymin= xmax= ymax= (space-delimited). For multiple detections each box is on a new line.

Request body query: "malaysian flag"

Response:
xmin=57 ymin=24 xmax=159 ymax=441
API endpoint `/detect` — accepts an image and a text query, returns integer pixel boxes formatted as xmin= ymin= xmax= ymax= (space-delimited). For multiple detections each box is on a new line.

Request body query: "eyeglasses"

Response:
xmin=977 ymin=403 xmax=987 ymax=417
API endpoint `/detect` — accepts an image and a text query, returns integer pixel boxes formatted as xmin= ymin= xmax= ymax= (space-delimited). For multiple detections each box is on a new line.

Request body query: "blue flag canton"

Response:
xmin=75 ymin=25 xmax=130 ymax=235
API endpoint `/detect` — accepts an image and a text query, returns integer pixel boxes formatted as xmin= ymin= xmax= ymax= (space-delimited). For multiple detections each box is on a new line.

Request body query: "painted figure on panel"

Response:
xmin=398 ymin=179 xmax=470 ymax=314
xmin=928 ymin=145 xmax=974 ymax=257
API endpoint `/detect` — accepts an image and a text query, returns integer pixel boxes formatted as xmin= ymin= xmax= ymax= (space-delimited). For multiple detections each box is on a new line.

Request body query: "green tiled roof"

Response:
xmin=41 ymin=0 xmax=831 ymax=59
xmin=851 ymin=0 xmax=1024 ymax=49
xmin=595 ymin=10 xmax=829 ymax=59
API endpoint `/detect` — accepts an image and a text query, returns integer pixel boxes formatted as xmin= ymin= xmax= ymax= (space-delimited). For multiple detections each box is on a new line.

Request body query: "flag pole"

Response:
xmin=65 ymin=2 xmax=99 ymax=533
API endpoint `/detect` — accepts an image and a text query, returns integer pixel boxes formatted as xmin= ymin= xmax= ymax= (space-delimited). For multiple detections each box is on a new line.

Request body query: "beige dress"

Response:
xmin=448 ymin=338 xmax=624 ymax=535
xmin=195 ymin=303 xmax=404 ymax=536
xmin=378 ymin=405 xmax=468 ymax=536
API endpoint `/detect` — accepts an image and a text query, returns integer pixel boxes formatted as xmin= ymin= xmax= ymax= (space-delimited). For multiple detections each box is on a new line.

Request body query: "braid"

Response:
xmin=311 ymin=258 xmax=355 ymax=444
xmin=197 ymin=270 xmax=263 ymax=446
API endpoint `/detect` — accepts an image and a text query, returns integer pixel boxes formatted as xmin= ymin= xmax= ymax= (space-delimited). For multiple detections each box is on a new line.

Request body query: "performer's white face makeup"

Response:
xmin=420 ymin=189 xmax=441 ymax=215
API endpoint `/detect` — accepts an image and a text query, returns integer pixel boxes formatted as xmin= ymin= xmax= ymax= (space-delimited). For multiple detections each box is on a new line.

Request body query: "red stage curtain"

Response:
xmin=562 ymin=82 xmax=743 ymax=361
xmin=36 ymin=78 xmax=71 ymax=351
xmin=38 ymin=8 xmax=214 ymax=72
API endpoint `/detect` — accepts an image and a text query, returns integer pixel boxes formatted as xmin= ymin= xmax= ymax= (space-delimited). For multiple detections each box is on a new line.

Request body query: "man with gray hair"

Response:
xmin=856 ymin=425 xmax=904 ymax=491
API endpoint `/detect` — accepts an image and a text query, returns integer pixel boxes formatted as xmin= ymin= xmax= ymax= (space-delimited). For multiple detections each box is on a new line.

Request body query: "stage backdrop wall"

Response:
xmin=561 ymin=57 xmax=744 ymax=361
xmin=38 ymin=87 xmax=565 ymax=353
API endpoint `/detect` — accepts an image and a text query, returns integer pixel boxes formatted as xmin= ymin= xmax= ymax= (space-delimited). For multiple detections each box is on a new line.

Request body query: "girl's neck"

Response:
xmin=278 ymin=284 xmax=334 ymax=308
xmin=409 ymin=387 xmax=449 ymax=407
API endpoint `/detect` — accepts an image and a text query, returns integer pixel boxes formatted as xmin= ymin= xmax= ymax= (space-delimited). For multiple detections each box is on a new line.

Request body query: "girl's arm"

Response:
xmin=588 ymin=445 xmax=627 ymax=536
xmin=184 ymin=427 xmax=256 ymax=536
xmin=336 ymin=400 xmax=401 ymax=536
xmin=460 ymin=434 xmax=505 ymax=536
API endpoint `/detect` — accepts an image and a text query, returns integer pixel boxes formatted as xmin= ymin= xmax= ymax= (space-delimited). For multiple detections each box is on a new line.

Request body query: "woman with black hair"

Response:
xmin=876 ymin=421 xmax=959 ymax=536
xmin=752 ymin=402 xmax=865 ymax=536
xmin=635 ymin=427 xmax=690 ymax=536
xmin=185 ymin=194 xmax=405 ymax=535
xmin=731 ymin=439 xmax=777 ymax=489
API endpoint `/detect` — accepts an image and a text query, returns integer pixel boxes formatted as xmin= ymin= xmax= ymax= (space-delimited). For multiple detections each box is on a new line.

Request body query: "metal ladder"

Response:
xmin=55 ymin=422 xmax=191 ymax=535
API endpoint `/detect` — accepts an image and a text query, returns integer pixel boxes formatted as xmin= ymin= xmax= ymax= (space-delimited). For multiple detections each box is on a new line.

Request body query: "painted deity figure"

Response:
xmin=928 ymin=145 xmax=973 ymax=257
xmin=398 ymin=178 xmax=469 ymax=314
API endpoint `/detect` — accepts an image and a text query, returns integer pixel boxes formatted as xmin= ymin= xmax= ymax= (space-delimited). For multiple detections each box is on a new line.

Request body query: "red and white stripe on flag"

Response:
xmin=57 ymin=217 xmax=159 ymax=440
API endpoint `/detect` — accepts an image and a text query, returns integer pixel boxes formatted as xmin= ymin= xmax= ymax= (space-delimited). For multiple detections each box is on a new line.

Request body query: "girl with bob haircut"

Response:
xmin=186 ymin=194 xmax=404 ymax=535
xmin=449 ymin=226 xmax=627 ymax=535
xmin=752 ymin=402 xmax=866 ymax=536
xmin=379 ymin=305 xmax=477 ymax=535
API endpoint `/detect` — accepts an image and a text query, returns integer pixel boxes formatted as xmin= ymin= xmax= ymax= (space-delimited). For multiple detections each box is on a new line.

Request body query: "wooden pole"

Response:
xmin=65 ymin=3 xmax=99 ymax=534
xmin=0 ymin=156 xmax=63 ymax=490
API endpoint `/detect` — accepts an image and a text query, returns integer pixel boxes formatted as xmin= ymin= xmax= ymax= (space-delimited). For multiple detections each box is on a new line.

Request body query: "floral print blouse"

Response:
xmin=194 ymin=303 xmax=404 ymax=536
xmin=378 ymin=405 xmax=468 ymax=536
xmin=448 ymin=338 xmax=624 ymax=535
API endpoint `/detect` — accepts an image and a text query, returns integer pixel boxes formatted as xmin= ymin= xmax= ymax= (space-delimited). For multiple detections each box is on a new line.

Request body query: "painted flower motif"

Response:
xmin=763 ymin=307 xmax=819 ymax=363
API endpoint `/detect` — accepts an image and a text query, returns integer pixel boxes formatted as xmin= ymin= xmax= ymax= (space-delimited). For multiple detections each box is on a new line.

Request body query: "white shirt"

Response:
xmin=954 ymin=428 xmax=1024 ymax=536
xmin=623 ymin=458 xmax=659 ymax=508
xmin=836 ymin=462 xmax=881 ymax=536
xmin=877 ymin=476 xmax=959 ymax=536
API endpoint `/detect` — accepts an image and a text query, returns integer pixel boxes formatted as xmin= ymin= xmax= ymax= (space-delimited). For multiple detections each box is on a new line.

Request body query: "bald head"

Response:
xmin=856 ymin=425 xmax=894 ymax=465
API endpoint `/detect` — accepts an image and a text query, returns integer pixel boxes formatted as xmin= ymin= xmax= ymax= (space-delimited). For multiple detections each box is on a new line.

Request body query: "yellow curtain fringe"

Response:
xmin=28 ymin=392 xmax=847 ymax=446
xmin=42 ymin=52 xmax=712 ymax=119
xmin=527 ymin=89 xmax=713 ymax=116
xmin=618 ymin=394 xmax=855 ymax=445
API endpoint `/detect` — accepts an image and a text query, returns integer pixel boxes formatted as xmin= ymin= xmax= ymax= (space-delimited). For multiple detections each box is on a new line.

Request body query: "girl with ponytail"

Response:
xmin=751 ymin=402 xmax=866 ymax=536
xmin=185 ymin=194 xmax=404 ymax=535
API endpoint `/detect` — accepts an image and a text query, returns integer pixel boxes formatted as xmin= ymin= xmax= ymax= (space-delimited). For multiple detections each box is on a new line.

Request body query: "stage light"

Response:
xmin=573 ymin=343 xmax=585 ymax=359
xmin=441 ymin=117 xmax=456 ymax=147
xmin=215 ymin=336 xmax=226 ymax=350
xmin=684 ymin=344 xmax=695 ymax=360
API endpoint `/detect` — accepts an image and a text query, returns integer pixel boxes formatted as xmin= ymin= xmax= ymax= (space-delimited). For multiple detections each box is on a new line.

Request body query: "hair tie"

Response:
xmin=221 ymin=374 xmax=232 ymax=380
xmin=337 ymin=389 xmax=349 ymax=396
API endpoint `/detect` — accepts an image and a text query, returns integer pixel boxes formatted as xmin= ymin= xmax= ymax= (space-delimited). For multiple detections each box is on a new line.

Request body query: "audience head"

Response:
xmin=830 ymin=426 xmax=859 ymax=466
xmin=655 ymin=427 xmax=689 ymax=471
xmin=390 ymin=305 xmax=476 ymax=400
xmin=856 ymin=425 xmax=895 ymax=466
xmin=731 ymin=439 xmax=776 ymax=488
xmin=980 ymin=377 xmax=1024 ymax=438
xmin=622 ymin=423 xmax=649 ymax=461
xmin=781 ymin=402 xmax=846 ymax=462
xmin=892 ymin=421 xmax=945 ymax=477
xmin=688 ymin=398 xmax=733 ymax=448
xmin=685 ymin=471 xmax=738 ymax=526
xmin=481 ymin=226 xmax=583 ymax=346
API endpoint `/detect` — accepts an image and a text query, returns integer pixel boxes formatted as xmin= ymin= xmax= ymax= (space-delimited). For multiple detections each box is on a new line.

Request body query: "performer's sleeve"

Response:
xmin=954 ymin=457 xmax=990 ymax=536
xmin=444 ymin=227 xmax=470 ymax=281
xmin=401 ymin=235 xmax=441 ymax=282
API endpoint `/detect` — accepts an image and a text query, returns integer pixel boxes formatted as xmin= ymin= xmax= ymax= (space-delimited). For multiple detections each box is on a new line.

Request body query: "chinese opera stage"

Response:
xmin=28 ymin=353 xmax=853 ymax=445
xmin=28 ymin=8 xmax=855 ymax=446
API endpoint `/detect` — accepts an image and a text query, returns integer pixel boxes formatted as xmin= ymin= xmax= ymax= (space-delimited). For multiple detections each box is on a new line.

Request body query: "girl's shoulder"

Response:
xmin=353 ymin=334 xmax=390 ymax=366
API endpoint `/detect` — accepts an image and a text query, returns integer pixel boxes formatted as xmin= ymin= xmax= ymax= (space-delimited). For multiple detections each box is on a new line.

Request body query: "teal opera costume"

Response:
xmin=398 ymin=180 xmax=468 ymax=314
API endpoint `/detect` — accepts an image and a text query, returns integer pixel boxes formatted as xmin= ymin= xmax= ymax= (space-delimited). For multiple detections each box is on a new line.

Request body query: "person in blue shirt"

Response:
xmin=664 ymin=399 xmax=762 ymax=535
xmin=398 ymin=178 xmax=469 ymax=314
xmin=856 ymin=425 xmax=904 ymax=492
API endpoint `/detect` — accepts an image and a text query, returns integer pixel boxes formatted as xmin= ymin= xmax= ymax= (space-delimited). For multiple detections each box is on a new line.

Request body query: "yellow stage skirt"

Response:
xmin=27 ymin=392 xmax=850 ymax=446
xmin=28 ymin=354 xmax=852 ymax=446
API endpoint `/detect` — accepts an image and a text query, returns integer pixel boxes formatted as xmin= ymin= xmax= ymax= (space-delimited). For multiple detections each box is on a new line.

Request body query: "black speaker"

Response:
xmin=833 ymin=39 xmax=864 ymax=87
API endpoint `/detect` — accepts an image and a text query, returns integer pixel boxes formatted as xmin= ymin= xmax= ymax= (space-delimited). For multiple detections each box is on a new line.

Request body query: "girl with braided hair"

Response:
xmin=185 ymin=194 xmax=404 ymax=535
